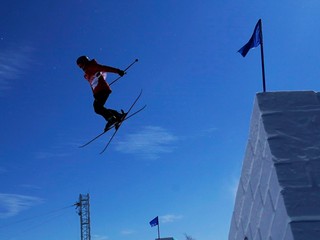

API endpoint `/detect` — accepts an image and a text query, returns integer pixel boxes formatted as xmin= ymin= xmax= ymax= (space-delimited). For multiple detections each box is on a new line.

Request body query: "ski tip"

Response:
xmin=135 ymin=58 xmax=139 ymax=62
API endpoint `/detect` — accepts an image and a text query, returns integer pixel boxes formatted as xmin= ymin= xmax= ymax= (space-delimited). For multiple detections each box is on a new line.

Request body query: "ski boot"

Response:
xmin=104 ymin=116 xmax=118 ymax=132
xmin=115 ymin=110 xmax=127 ymax=130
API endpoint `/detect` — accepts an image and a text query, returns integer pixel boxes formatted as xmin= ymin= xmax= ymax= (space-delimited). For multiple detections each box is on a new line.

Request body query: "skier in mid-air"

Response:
xmin=76 ymin=56 xmax=125 ymax=131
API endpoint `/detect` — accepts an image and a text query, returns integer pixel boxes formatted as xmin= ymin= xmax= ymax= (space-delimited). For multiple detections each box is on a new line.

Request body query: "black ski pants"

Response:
xmin=93 ymin=91 xmax=119 ymax=122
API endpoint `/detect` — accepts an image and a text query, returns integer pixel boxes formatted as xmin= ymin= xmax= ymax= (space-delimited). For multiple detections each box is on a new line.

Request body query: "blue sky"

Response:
xmin=1 ymin=1 xmax=320 ymax=240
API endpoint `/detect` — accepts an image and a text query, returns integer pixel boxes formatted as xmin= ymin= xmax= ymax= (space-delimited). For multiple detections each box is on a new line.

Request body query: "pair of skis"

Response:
xmin=79 ymin=90 xmax=146 ymax=154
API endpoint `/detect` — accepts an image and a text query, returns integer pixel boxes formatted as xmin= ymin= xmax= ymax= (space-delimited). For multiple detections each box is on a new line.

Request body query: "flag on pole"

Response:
xmin=238 ymin=19 xmax=262 ymax=57
xmin=149 ymin=216 xmax=159 ymax=227
xmin=237 ymin=19 xmax=267 ymax=92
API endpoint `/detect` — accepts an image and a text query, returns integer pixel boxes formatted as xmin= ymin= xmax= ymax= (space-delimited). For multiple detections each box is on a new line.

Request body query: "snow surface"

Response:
xmin=229 ymin=91 xmax=320 ymax=240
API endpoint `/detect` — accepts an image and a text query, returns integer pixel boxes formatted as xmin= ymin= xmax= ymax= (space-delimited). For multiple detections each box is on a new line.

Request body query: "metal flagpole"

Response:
xmin=157 ymin=218 xmax=160 ymax=239
xmin=259 ymin=19 xmax=266 ymax=92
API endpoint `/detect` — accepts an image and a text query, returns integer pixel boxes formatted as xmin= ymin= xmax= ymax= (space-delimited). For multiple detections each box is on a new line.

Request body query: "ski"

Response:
xmin=79 ymin=90 xmax=145 ymax=149
xmin=79 ymin=105 xmax=146 ymax=149
xmin=100 ymin=89 xmax=143 ymax=154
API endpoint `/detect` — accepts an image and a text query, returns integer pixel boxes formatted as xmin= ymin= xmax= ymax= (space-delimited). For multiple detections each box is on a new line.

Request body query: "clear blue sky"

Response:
xmin=1 ymin=1 xmax=320 ymax=240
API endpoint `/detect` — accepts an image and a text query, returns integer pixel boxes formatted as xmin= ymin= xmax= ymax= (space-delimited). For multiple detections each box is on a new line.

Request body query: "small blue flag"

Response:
xmin=149 ymin=216 xmax=159 ymax=227
xmin=238 ymin=19 xmax=262 ymax=57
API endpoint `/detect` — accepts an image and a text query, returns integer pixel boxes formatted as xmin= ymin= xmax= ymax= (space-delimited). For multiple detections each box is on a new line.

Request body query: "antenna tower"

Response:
xmin=75 ymin=194 xmax=91 ymax=240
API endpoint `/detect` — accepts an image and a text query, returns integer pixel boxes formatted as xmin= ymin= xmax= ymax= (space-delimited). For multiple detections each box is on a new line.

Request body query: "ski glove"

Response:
xmin=118 ymin=69 xmax=125 ymax=77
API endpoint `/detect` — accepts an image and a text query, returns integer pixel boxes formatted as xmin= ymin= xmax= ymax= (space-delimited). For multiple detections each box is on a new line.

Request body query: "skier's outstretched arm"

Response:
xmin=99 ymin=64 xmax=124 ymax=76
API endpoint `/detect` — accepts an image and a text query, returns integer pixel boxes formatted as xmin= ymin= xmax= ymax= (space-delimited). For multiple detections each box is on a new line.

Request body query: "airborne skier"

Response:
xmin=76 ymin=56 xmax=125 ymax=131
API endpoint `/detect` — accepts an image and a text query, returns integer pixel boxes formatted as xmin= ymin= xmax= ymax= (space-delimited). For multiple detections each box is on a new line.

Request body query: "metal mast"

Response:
xmin=75 ymin=194 xmax=91 ymax=240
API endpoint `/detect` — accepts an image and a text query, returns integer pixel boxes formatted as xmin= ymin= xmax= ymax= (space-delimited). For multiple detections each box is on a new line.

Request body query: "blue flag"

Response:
xmin=149 ymin=216 xmax=159 ymax=227
xmin=238 ymin=19 xmax=262 ymax=57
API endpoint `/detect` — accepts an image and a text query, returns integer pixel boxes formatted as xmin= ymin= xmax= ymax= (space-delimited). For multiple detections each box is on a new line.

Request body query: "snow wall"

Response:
xmin=229 ymin=91 xmax=320 ymax=240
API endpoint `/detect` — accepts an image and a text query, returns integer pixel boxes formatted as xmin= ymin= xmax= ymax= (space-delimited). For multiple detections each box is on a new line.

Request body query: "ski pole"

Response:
xmin=109 ymin=58 xmax=138 ymax=86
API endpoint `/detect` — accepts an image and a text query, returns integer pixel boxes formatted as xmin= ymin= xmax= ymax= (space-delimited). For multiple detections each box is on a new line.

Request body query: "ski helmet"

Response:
xmin=76 ymin=56 xmax=90 ymax=66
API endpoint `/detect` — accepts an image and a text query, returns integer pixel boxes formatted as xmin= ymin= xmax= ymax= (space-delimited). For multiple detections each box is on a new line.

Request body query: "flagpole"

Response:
xmin=157 ymin=219 xmax=160 ymax=239
xmin=259 ymin=19 xmax=266 ymax=92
